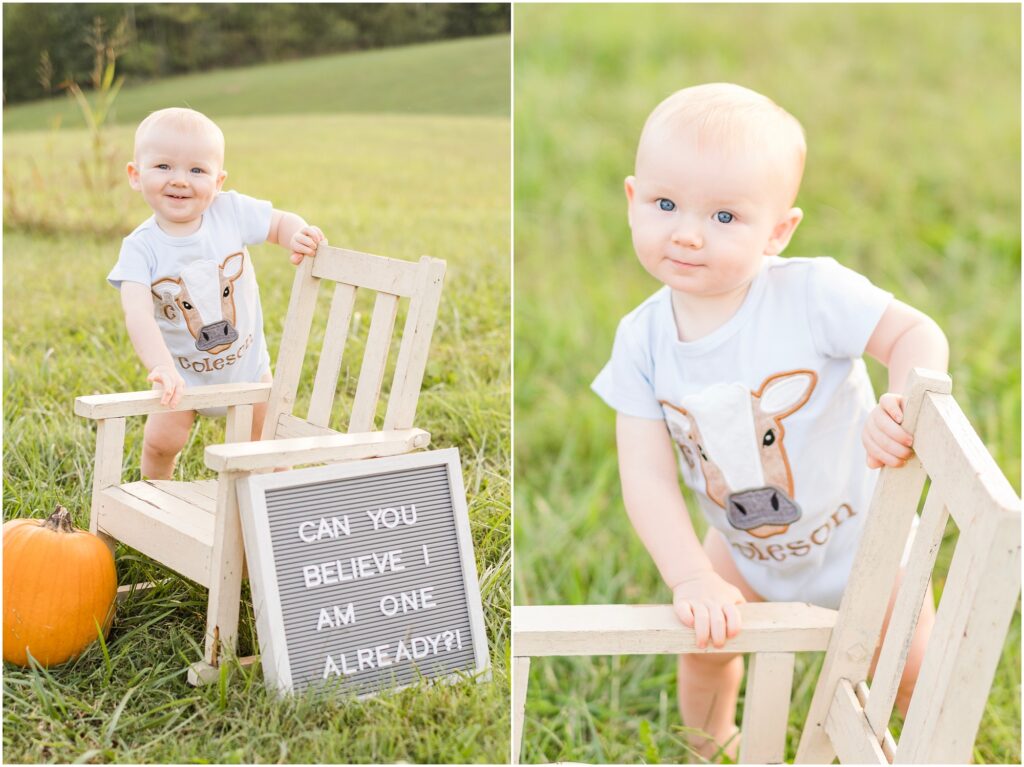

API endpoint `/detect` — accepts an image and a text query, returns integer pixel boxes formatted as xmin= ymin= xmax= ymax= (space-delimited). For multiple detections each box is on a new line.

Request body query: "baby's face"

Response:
xmin=625 ymin=127 xmax=800 ymax=301
xmin=128 ymin=124 xmax=226 ymax=236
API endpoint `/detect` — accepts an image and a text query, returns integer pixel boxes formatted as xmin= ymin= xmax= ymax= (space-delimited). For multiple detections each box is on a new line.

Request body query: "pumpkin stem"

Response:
xmin=43 ymin=505 xmax=76 ymax=533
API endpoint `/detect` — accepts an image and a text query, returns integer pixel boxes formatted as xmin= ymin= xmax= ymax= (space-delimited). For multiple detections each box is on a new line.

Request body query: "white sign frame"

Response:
xmin=236 ymin=447 xmax=490 ymax=696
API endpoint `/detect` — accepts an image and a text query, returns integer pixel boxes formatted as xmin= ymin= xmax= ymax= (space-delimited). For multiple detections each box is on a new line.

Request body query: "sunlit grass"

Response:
xmin=3 ymin=58 xmax=510 ymax=766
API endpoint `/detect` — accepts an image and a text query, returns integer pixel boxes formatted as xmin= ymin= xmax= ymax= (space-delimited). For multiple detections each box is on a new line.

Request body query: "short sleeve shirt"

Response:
xmin=108 ymin=190 xmax=273 ymax=390
xmin=592 ymin=256 xmax=893 ymax=607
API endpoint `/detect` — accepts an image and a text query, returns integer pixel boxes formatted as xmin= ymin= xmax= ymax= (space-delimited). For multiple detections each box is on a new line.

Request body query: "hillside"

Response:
xmin=4 ymin=34 xmax=509 ymax=132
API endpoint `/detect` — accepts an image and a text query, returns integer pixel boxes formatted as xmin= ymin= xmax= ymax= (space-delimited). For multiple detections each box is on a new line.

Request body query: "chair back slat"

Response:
xmin=795 ymin=371 xmax=947 ymax=764
xmin=306 ymin=282 xmax=357 ymax=427
xmin=891 ymin=390 xmax=1021 ymax=763
xmin=267 ymin=244 xmax=444 ymax=440
xmin=797 ymin=369 xmax=1021 ymax=764
xmin=349 ymin=292 xmax=399 ymax=432
xmin=311 ymin=245 xmax=420 ymax=296
xmin=863 ymin=489 xmax=948 ymax=738
xmin=896 ymin=508 xmax=1020 ymax=763
xmin=384 ymin=257 xmax=446 ymax=430
xmin=912 ymin=390 xmax=1020 ymax=530
xmin=262 ymin=257 xmax=320 ymax=440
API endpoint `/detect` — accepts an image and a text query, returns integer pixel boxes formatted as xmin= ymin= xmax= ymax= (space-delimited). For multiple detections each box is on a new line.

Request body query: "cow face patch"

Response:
xmin=152 ymin=252 xmax=245 ymax=354
xmin=662 ymin=369 xmax=817 ymax=539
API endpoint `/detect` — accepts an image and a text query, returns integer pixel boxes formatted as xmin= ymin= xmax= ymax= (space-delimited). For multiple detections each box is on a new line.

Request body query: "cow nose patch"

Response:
xmin=726 ymin=487 xmax=801 ymax=532
xmin=194 ymin=320 xmax=239 ymax=352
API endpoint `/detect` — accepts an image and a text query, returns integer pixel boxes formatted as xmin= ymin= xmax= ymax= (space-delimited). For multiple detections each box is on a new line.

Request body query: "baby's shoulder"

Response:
xmin=764 ymin=255 xmax=866 ymax=286
xmin=208 ymin=189 xmax=273 ymax=231
xmin=210 ymin=189 xmax=242 ymax=215
xmin=616 ymin=286 xmax=673 ymax=337
xmin=123 ymin=215 xmax=156 ymax=239
xmin=120 ymin=217 xmax=160 ymax=253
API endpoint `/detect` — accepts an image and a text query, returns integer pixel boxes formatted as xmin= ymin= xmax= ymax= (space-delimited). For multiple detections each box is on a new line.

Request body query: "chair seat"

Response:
xmin=96 ymin=480 xmax=219 ymax=587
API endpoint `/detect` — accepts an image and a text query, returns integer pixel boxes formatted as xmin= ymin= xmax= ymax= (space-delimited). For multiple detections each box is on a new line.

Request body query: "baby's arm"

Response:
xmin=863 ymin=300 xmax=949 ymax=468
xmin=617 ymin=414 xmax=745 ymax=648
xmin=121 ymin=282 xmax=186 ymax=408
xmin=267 ymin=209 xmax=327 ymax=265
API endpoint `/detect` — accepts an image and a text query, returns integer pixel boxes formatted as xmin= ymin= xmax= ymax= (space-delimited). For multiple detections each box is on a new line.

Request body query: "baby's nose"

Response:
xmin=671 ymin=223 xmax=703 ymax=248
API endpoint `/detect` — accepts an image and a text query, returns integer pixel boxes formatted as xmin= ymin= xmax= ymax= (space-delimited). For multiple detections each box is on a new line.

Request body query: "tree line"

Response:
xmin=3 ymin=3 xmax=510 ymax=104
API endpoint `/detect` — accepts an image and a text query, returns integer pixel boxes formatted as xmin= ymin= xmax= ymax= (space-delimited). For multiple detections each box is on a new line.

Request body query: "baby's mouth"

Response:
xmin=668 ymin=257 xmax=704 ymax=268
xmin=165 ymin=193 xmax=191 ymax=200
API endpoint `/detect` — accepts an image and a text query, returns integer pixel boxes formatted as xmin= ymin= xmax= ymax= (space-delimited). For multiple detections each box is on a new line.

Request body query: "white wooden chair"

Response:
xmin=513 ymin=370 xmax=1021 ymax=763
xmin=76 ymin=243 xmax=445 ymax=685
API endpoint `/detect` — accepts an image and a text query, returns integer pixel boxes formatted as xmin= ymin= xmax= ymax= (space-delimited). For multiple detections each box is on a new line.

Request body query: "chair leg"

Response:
xmin=188 ymin=471 xmax=246 ymax=687
xmin=90 ymin=417 xmax=125 ymax=555
xmin=512 ymin=656 xmax=531 ymax=764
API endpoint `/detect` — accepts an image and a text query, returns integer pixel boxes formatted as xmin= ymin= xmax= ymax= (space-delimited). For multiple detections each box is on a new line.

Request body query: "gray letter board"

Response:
xmin=237 ymin=448 xmax=490 ymax=696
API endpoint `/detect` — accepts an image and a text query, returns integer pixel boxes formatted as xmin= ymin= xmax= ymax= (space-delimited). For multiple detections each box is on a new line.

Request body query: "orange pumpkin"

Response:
xmin=3 ymin=505 xmax=117 ymax=667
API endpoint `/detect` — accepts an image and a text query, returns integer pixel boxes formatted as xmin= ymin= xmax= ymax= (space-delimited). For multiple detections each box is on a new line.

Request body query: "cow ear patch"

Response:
xmin=220 ymin=251 xmax=245 ymax=280
xmin=758 ymin=371 xmax=816 ymax=415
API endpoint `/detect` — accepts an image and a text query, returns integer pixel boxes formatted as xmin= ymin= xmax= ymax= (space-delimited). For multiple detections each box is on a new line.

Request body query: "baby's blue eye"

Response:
xmin=657 ymin=199 xmax=675 ymax=212
xmin=156 ymin=164 xmax=170 ymax=170
xmin=716 ymin=211 xmax=734 ymax=223
xmin=190 ymin=167 xmax=205 ymax=174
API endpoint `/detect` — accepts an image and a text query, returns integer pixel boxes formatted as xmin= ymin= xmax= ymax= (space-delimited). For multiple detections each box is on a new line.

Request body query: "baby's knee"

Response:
xmin=144 ymin=417 xmax=192 ymax=457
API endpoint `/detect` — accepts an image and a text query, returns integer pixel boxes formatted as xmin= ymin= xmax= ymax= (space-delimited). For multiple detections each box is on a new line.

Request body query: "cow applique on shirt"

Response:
xmin=661 ymin=370 xmax=818 ymax=539
xmin=147 ymin=246 xmax=266 ymax=385
xmin=108 ymin=190 xmax=273 ymax=398
xmin=153 ymin=252 xmax=244 ymax=355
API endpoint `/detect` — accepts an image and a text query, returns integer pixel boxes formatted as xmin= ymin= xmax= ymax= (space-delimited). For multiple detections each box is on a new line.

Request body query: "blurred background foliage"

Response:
xmin=3 ymin=2 xmax=509 ymax=105
xmin=515 ymin=3 xmax=1019 ymax=763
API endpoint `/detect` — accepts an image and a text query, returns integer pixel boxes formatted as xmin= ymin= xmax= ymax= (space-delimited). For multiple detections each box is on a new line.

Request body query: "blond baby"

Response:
xmin=592 ymin=83 xmax=948 ymax=758
xmin=108 ymin=107 xmax=326 ymax=479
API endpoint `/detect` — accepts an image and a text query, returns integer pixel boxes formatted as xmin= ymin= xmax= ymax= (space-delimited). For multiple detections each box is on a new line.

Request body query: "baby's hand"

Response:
xmin=288 ymin=225 xmax=326 ymax=265
xmin=863 ymin=393 xmax=914 ymax=469
xmin=147 ymin=364 xmax=186 ymax=408
xmin=672 ymin=570 xmax=745 ymax=649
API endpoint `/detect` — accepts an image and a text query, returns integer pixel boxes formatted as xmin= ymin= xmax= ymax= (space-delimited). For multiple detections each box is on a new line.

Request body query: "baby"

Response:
xmin=108 ymin=107 xmax=325 ymax=480
xmin=591 ymin=83 xmax=949 ymax=759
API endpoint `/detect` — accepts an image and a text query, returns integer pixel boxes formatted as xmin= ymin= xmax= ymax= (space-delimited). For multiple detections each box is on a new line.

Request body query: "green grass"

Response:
xmin=514 ymin=4 xmax=1019 ymax=764
xmin=4 ymin=34 xmax=510 ymax=133
xmin=3 ymin=38 xmax=510 ymax=764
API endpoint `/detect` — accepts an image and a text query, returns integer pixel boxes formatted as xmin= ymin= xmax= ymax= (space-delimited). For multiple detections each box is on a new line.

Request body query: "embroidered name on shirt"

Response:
xmin=731 ymin=503 xmax=857 ymax=563
xmin=178 ymin=333 xmax=254 ymax=373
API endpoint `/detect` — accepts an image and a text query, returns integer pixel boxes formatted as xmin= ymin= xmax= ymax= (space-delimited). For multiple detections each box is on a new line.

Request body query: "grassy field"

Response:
xmin=3 ymin=34 xmax=510 ymax=132
xmin=3 ymin=37 xmax=510 ymax=763
xmin=514 ymin=4 xmax=1020 ymax=764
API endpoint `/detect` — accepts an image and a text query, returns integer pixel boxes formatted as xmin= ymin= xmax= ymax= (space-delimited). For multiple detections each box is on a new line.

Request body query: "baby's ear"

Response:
xmin=765 ymin=207 xmax=803 ymax=255
xmin=126 ymin=161 xmax=141 ymax=190
xmin=216 ymin=169 xmax=228 ymax=190
xmin=624 ymin=176 xmax=636 ymax=226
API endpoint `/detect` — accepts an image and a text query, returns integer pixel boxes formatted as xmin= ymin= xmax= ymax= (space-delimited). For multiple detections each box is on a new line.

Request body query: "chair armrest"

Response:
xmin=75 ymin=383 xmax=272 ymax=420
xmin=513 ymin=603 xmax=837 ymax=656
xmin=204 ymin=428 xmax=430 ymax=472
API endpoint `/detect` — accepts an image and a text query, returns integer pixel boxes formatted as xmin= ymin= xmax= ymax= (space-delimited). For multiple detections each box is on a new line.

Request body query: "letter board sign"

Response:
xmin=237 ymin=448 xmax=489 ymax=696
